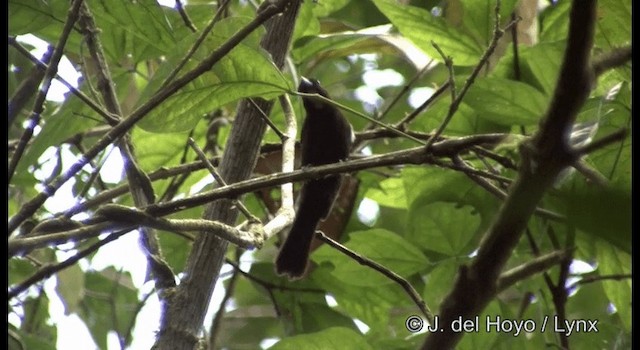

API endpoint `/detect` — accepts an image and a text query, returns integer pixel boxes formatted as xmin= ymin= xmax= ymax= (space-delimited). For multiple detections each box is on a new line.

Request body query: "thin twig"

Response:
xmin=510 ymin=12 xmax=522 ymax=81
xmin=395 ymin=82 xmax=450 ymax=128
xmin=424 ymin=5 xmax=520 ymax=150
xmin=175 ymin=0 xmax=197 ymax=32
xmin=573 ymin=128 xmax=627 ymax=156
xmin=567 ymin=273 xmax=632 ymax=290
xmin=496 ymin=250 xmax=567 ymax=292
xmin=431 ymin=41 xmax=456 ymax=102
xmin=315 ymin=231 xmax=434 ymax=323
xmin=248 ymin=98 xmax=286 ymax=140
xmin=224 ymin=258 xmax=325 ymax=294
xmin=298 ymin=92 xmax=426 ymax=145
xmin=571 ymin=160 xmax=609 ymax=187
xmin=8 ymin=229 xmax=129 ymax=300
xmin=592 ymin=45 xmax=632 ymax=78
xmin=425 ymin=5 xmax=517 ymax=148
xmin=188 ymin=137 xmax=259 ymax=222
xmin=8 ymin=43 xmax=53 ymax=127
xmin=8 ymin=0 xmax=86 ymax=183
xmin=161 ymin=0 xmax=231 ymax=87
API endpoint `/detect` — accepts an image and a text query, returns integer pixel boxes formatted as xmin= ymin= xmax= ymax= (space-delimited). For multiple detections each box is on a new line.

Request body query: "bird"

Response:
xmin=275 ymin=77 xmax=353 ymax=279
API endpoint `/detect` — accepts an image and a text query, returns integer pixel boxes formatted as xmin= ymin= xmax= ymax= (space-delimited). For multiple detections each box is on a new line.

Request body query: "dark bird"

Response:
xmin=275 ymin=77 xmax=353 ymax=279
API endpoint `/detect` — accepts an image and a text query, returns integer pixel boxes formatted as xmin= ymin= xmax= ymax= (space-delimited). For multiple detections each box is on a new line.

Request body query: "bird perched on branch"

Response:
xmin=275 ymin=77 xmax=353 ymax=279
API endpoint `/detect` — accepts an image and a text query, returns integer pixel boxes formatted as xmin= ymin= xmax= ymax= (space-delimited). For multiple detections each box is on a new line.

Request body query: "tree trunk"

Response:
xmin=153 ymin=2 xmax=302 ymax=349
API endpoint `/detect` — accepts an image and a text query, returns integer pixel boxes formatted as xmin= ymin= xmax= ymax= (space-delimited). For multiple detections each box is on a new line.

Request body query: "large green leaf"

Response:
xmin=55 ymin=263 xmax=85 ymax=315
xmin=90 ymin=0 xmax=177 ymax=60
xmin=408 ymin=200 xmax=480 ymax=257
xmin=564 ymin=186 xmax=631 ymax=254
xmin=8 ymin=0 xmax=68 ymax=35
xmin=594 ymin=0 xmax=631 ymax=49
xmin=78 ymin=269 xmax=138 ymax=349
xmin=136 ymin=17 xmax=292 ymax=133
xmin=15 ymin=98 xmax=101 ymax=176
xmin=451 ymin=0 xmax=518 ymax=47
xmin=402 ymin=167 xmax=497 ymax=257
xmin=309 ymin=258 xmax=420 ymax=332
xmin=364 ymin=177 xmax=407 ymax=209
xmin=595 ymin=242 xmax=631 ymax=331
xmin=372 ymin=0 xmax=483 ymax=66
xmin=463 ymin=77 xmax=548 ymax=126
xmin=539 ymin=1 xmax=571 ymax=42
xmin=312 ymin=229 xmax=429 ymax=286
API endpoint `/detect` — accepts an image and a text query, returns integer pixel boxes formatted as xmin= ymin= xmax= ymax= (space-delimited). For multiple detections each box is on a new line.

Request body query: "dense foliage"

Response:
xmin=8 ymin=0 xmax=630 ymax=349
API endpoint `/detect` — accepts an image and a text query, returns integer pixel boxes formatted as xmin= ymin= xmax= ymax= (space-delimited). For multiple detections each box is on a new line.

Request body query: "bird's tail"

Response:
xmin=275 ymin=201 xmax=321 ymax=279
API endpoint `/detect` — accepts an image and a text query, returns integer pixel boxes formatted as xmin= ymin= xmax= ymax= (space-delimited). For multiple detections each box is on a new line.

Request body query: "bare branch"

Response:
xmin=8 ymin=229 xmax=129 ymax=300
xmin=496 ymin=250 xmax=568 ymax=292
xmin=315 ymin=231 xmax=434 ymax=323
xmin=188 ymin=138 xmax=259 ymax=222
xmin=592 ymin=45 xmax=632 ymax=78
xmin=175 ymin=0 xmax=197 ymax=33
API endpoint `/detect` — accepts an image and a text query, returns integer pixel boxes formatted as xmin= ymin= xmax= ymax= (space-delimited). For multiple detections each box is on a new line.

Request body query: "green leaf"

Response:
xmin=372 ymin=0 xmax=483 ymax=66
xmin=270 ymin=327 xmax=372 ymax=350
xmin=9 ymin=258 xmax=37 ymax=286
xmin=519 ymin=42 xmax=565 ymax=95
xmin=292 ymin=0 xmax=320 ymax=42
xmin=55 ymin=263 xmax=85 ymax=315
xmin=15 ymin=98 xmax=101 ymax=176
xmin=312 ymin=229 xmax=429 ymax=286
xmin=90 ymin=0 xmax=177 ymax=58
xmin=595 ymin=242 xmax=631 ymax=331
xmin=79 ymin=269 xmax=138 ymax=349
xmin=308 ymin=259 xmax=419 ymax=332
xmin=137 ymin=17 xmax=292 ymax=133
xmin=297 ymin=303 xmax=359 ymax=334
xmin=539 ymin=1 xmax=571 ymax=42
xmin=463 ymin=77 xmax=549 ymax=126
xmin=8 ymin=0 xmax=68 ymax=35
xmin=564 ymin=186 xmax=631 ymax=254
xmin=131 ymin=127 xmax=192 ymax=171
xmin=216 ymin=307 xmax=283 ymax=348
xmin=310 ymin=0 xmax=351 ymax=17
xmin=594 ymin=0 xmax=631 ymax=49
xmin=364 ymin=177 xmax=407 ymax=209
xmin=408 ymin=201 xmax=480 ymax=257
xmin=454 ymin=0 xmax=519 ymax=48
xmin=402 ymin=167 xmax=496 ymax=257
xmin=14 ymin=294 xmax=58 ymax=349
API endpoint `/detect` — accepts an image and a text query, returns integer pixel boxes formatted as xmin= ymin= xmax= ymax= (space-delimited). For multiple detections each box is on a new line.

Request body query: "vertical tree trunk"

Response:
xmin=153 ymin=2 xmax=302 ymax=349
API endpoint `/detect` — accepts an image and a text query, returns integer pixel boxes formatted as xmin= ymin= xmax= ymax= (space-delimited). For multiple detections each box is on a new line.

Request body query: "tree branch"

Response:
xmin=315 ymin=231 xmax=434 ymax=323
xmin=422 ymin=1 xmax=598 ymax=348
xmin=8 ymin=0 xmax=291 ymax=235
